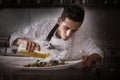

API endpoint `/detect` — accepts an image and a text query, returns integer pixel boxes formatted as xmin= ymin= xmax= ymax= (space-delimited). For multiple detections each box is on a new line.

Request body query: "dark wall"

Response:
xmin=0 ymin=8 xmax=63 ymax=34
xmin=84 ymin=7 xmax=120 ymax=80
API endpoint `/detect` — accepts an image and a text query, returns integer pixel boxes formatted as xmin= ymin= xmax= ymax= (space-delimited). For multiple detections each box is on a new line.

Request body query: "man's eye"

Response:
xmin=73 ymin=29 xmax=77 ymax=32
xmin=64 ymin=26 xmax=69 ymax=30
xmin=72 ymin=29 xmax=77 ymax=33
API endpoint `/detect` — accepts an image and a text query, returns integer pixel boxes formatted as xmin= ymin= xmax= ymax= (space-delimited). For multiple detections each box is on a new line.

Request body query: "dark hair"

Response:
xmin=61 ymin=5 xmax=85 ymax=23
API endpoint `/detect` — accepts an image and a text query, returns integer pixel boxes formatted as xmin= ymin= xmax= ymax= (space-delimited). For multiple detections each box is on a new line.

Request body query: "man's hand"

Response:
xmin=81 ymin=53 xmax=101 ymax=71
xmin=13 ymin=38 xmax=40 ymax=52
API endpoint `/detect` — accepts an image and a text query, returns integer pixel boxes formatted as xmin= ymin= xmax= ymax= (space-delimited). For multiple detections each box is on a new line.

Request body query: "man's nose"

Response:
xmin=66 ymin=30 xmax=72 ymax=36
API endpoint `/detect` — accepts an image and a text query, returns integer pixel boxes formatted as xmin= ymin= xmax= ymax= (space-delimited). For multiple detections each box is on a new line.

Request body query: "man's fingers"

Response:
xmin=28 ymin=41 xmax=41 ymax=52
xmin=28 ymin=40 xmax=32 ymax=52
xmin=27 ymin=40 xmax=30 ymax=52
xmin=82 ymin=56 xmax=92 ymax=67
xmin=31 ymin=42 xmax=36 ymax=52
xmin=86 ymin=57 xmax=92 ymax=67
xmin=86 ymin=61 xmax=92 ymax=67
xmin=36 ymin=44 xmax=41 ymax=51
xmin=81 ymin=55 xmax=88 ymax=64
xmin=26 ymin=40 xmax=29 ymax=51
xmin=25 ymin=40 xmax=41 ymax=52
xmin=85 ymin=56 xmax=96 ymax=67
xmin=81 ymin=55 xmax=97 ymax=71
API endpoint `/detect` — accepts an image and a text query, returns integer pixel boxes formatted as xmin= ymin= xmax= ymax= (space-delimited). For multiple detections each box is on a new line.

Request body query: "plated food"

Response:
xmin=22 ymin=60 xmax=82 ymax=70
xmin=17 ymin=45 xmax=82 ymax=69
xmin=24 ymin=60 xmax=65 ymax=67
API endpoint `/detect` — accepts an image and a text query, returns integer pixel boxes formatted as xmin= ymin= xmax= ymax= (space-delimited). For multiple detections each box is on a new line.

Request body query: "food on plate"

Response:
xmin=24 ymin=60 xmax=65 ymax=67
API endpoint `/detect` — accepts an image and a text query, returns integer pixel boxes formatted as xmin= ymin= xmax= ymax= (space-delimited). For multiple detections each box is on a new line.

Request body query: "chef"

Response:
xmin=9 ymin=5 xmax=103 ymax=70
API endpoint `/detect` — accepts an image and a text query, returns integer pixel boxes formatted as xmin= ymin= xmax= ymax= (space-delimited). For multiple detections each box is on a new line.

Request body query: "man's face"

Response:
xmin=56 ymin=17 xmax=82 ymax=40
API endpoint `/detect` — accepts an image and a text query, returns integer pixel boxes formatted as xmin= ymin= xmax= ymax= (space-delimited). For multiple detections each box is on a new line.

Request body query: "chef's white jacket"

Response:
xmin=10 ymin=19 xmax=103 ymax=60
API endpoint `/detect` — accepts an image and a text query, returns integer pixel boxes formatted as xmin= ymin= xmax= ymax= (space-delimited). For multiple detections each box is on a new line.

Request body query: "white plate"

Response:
xmin=9 ymin=60 xmax=82 ymax=70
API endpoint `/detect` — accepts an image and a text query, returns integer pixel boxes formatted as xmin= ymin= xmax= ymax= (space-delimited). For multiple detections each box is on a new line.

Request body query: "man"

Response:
xmin=10 ymin=5 xmax=103 ymax=70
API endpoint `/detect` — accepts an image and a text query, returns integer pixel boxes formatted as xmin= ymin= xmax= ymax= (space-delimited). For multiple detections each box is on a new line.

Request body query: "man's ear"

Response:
xmin=57 ymin=17 xmax=62 ymax=25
